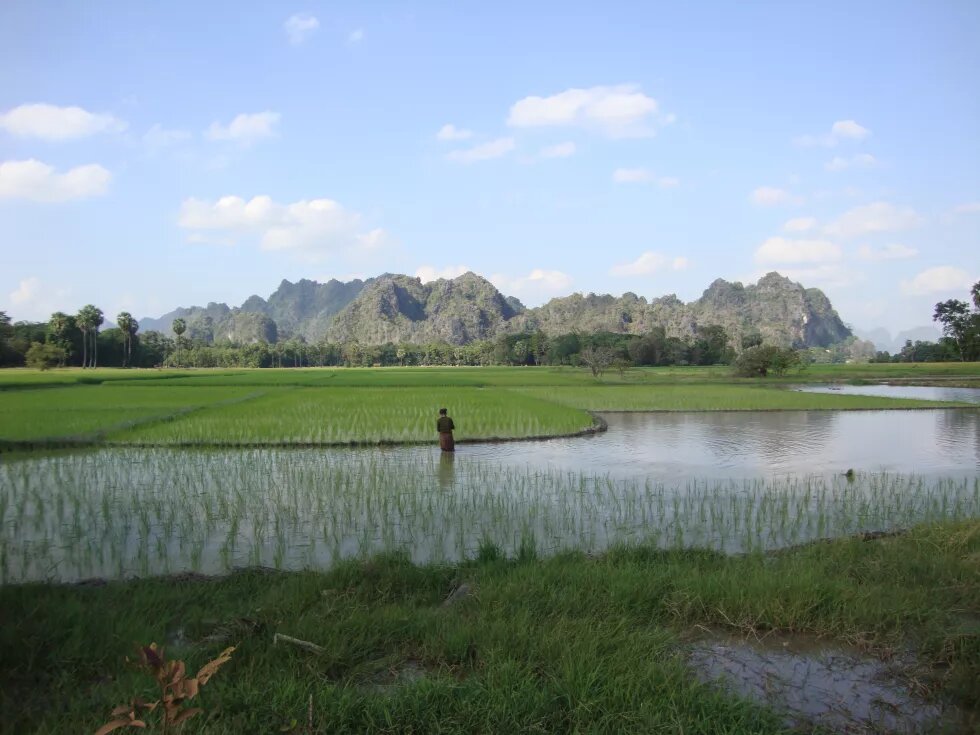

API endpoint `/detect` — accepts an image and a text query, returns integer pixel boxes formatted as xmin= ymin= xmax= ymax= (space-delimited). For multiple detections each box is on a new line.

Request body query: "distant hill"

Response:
xmin=141 ymin=271 xmax=851 ymax=348
xmin=853 ymin=325 xmax=943 ymax=353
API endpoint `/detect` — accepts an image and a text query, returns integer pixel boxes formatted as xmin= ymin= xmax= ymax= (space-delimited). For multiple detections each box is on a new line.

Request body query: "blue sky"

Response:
xmin=1 ymin=1 xmax=978 ymax=335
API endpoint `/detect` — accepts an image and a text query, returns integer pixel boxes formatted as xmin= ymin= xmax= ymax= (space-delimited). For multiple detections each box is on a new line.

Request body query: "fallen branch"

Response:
xmin=273 ymin=633 xmax=325 ymax=655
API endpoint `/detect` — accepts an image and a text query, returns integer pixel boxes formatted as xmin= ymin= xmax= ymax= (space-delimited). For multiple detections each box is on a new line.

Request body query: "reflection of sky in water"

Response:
xmin=454 ymin=410 xmax=980 ymax=481
xmin=798 ymin=384 xmax=980 ymax=404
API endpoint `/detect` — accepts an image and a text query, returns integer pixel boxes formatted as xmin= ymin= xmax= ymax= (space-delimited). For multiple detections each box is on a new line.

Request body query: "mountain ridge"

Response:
xmin=140 ymin=270 xmax=851 ymax=348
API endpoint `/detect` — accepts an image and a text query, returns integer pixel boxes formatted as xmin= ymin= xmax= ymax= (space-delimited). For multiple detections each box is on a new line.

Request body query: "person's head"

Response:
xmin=439 ymin=408 xmax=448 ymax=416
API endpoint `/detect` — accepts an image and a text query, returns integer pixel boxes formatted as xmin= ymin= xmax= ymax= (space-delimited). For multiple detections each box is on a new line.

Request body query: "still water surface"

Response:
xmin=797 ymin=383 xmax=980 ymax=404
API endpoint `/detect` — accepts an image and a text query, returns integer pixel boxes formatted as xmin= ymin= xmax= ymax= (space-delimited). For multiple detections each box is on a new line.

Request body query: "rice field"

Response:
xmin=2 ymin=449 xmax=977 ymax=583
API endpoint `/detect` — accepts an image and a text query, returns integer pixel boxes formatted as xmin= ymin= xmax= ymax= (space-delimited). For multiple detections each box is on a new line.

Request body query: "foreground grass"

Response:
xmin=1 ymin=520 xmax=976 ymax=734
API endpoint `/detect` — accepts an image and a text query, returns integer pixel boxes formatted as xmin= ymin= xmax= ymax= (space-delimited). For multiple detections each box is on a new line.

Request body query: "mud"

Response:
xmin=688 ymin=633 xmax=956 ymax=734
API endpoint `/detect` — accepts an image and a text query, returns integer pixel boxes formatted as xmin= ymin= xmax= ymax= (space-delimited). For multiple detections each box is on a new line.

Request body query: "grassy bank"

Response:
xmin=2 ymin=365 xmax=976 ymax=448
xmin=1 ymin=520 xmax=977 ymax=733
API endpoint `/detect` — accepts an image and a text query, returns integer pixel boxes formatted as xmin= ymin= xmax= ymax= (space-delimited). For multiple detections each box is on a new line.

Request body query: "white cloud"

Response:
xmin=177 ymin=195 xmax=388 ymax=263
xmin=755 ymin=236 xmax=842 ymax=264
xmin=794 ymin=119 xmax=871 ymax=147
xmin=9 ymin=276 xmax=41 ymax=305
xmin=284 ymin=13 xmax=319 ymax=45
xmin=779 ymin=264 xmax=865 ymax=289
xmin=447 ymin=137 xmax=515 ymax=163
xmin=952 ymin=202 xmax=980 ymax=214
xmin=143 ymin=124 xmax=191 ymax=148
xmin=0 ymin=159 xmax=111 ymax=202
xmin=751 ymin=186 xmax=803 ymax=206
xmin=856 ymin=243 xmax=918 ymax=261
xmin=415 ymin=265 xmax=472 ymax=282
xmin=539 ymin=141 xmax=576 ymax=159
xmin=507 ymin=84 xmax=669 ymax=138
xmin=490 ymin=269 xmax=573 ymax=304
xmin=901 ymin=266 xmax=974 ymax=296
xmin=205 ymin=112 xmax=280 ymax=145
xmin=436 ymin=124 xmax=473 ymax=141
xmin=0 ymin=103 xmax=126 ymax=140
xmin=613 ymin=167 xmax=653 ymax=184
xmin=825 ymin=202 xmax=924 ymax=238
xmin=348 ymin=29 xmax=365 ymax=43
xmin=657 ymin=177 xmax=680 ymax=189
xmin=610 ymin=251 xmax=689 ymax=277
xmin=825 ymin=153 xmax=876 ymax=172
xmin=783 ymin=217 xmax=817 ymax=232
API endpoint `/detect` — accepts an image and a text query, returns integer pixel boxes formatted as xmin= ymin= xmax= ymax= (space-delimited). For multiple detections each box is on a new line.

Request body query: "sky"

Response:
xmin=1 ymin=1 xmax=978 ymax=335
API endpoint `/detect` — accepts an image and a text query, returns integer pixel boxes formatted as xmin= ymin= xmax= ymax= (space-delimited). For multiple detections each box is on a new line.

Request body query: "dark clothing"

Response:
xmin=437 ymin=415 xmax=455 ymax=452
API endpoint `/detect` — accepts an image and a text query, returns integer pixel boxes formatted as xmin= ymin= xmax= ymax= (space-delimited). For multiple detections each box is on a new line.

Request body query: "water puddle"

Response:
xmin=688 ymin=633 xmax=955 ymax=733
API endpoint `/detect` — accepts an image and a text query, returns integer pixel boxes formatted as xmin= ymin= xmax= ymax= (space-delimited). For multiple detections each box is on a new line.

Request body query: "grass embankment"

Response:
xmin=1 ymin=365 xmax=976 ymax=448
xmin=1 ymin=520 xmax=977 ymax=734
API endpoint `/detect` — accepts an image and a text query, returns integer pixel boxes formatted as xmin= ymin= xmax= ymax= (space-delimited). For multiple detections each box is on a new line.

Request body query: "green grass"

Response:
xmin=1 ymin=519 xmax=976 ymax=734
xmin=0 ymin=385 xmax=259 ymax=443
xmin=512 ymin=384 xmax=971 ymax=411
xmin=109 ymin=387 xmax=594 ymax=445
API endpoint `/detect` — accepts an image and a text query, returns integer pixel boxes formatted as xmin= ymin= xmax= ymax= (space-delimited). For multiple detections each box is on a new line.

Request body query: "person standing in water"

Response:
xmin=437 ymin=407 xmax=455 ymax=452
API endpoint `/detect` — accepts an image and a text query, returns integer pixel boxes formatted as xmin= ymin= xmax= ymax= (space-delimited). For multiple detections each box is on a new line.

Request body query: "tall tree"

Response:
xmin=76 ymin=306 xmax=93 ymax=368
xmin=91 ymin=307 xmax=105 ymax=368
xmin=172 ymin=318 xmax=187 ymax=366
xmin=116 ymin=312 xmax=138 ymax=367
xmin=47 ymin=312 xmax=73 ymax=367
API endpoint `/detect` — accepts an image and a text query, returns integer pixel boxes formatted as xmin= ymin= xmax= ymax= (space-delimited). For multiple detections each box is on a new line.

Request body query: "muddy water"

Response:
xmin=460 ymin=409 xmax=980 ymax=480
xmin=688 ymin=634 xmax=955 ymax=733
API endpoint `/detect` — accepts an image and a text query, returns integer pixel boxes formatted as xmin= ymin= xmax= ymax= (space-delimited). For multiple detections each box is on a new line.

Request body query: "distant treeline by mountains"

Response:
xmin=140 ymin=270 xmax=852 ymax=349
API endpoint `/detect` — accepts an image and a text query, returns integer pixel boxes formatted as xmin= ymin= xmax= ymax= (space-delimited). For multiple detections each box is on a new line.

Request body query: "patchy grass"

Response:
xmin=1 ymin=520 xmax=977 ymax=733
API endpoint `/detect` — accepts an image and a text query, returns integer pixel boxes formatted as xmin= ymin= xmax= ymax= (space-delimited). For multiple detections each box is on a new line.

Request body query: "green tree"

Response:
xmin=25 ymin=341 xmax=66 ymax=370
xmin=933 ymin=282 xmax=980 ymax=361
xmin=47 ymin=312 xmax=73 ymax=366
xmin=116 ymin=312 xmax=138 ymax=368
xmin=172 ymin=318 xmax=187 ymax=366
xmin=733 ymin=345 xmax=803 ymax=377
xmin=76 ymin=305 xmax=104 ymax=368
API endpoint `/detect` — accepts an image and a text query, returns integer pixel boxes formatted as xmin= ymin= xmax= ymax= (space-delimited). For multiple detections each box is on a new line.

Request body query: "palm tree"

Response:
xmin=172 ymin=318 xmax=186 ymax=366
xmin=76 ymin=305 xmax=94 ymax=368
xmin=91 ymin=307 xmax=104 ymax=368
xmin=116 ymin=312 xmax=138 ymax=367
xmin=48 ymin=312 xmax=72 ymax=367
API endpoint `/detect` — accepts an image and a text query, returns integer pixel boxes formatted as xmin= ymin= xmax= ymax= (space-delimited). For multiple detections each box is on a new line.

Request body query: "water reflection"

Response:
xmin=799 ymin=384 xmax=980 ymax=404
xmin=458 ymin=410 xmax=980 ymax=480
xmin=437 ymin=451 xmax=456 ymax=490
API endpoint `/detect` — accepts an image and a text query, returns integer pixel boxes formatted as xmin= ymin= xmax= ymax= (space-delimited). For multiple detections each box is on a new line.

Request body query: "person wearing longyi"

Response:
xmin=436 ymin=407 xmax=455 ymax=452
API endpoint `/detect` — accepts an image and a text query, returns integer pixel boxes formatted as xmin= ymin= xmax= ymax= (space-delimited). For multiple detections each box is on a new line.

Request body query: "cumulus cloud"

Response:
xmin=415 ymin=265 xmax=472 ymax=282
xmin=783 ymin=217 xmax=817 ymax=232
xmin=9 ymin=276 xmax=41 ymax=305
xmin=750 ymin=186 xmax=803 ymax=206
xmin=490 ymin=269 xmax=573 ymax=304
xmin=436 ymin=124 xmax=473 ymax=141
xmin=825 ymin=153 xmax=876 ymax=172
xmin=284 ymin=13 xmax=319 ymax=45
xmin=0 ymin=159 xmax=111 ymax=202
xmin=794 ymin=119 xmax=871 ymax=147
xmin=856 ymin=243 xmax=918 ymax=261
xmin=900 ymin=266 xmax=974 ymax=296
xmin=205 ymin=112 xmax=280 ymax=145
xmin=143 ymin=124 xmax=191 ymax=148
xmin=610 ymin=251 xmax=689 ymax=277
xmin=507 ymin=84 xmax=669 ymax=138
xmin=348 ymin=29 xmax=365 ymax=43
xmin=778 ymin=264 xmax=865 ymax=289
xmin=825 ymin=202 xmax=924 ymax=238
xmin=755 ymin=237 xmax=842 ymax=264
xmin=0 ymin=103 xmax=126 ymax=140
xmin=539 ymin=141 xmax=576 ymax=158
xmin=952 ymin=202 xmax=980 ymax=214
xmin=613 ymin=167 xmax=653 ymax=184
xmin=447 ymin=137 xmax=515 ymax=163
xmin=178 ymin=194 xmax=388 ymax=262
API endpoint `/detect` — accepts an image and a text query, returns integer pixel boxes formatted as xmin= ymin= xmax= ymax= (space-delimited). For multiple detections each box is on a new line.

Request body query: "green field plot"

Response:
xmin=0 ymin=385 xmax=260 ymax=443
xmin=111 ymin=386 xmax=594 ymax=445
xmin=511 ymin=383 xmax=972 ymax=411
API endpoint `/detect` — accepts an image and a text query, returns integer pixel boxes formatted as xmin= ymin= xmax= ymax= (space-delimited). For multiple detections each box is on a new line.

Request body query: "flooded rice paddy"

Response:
xmin=1 ymin=409 xmax=978 ymax=583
